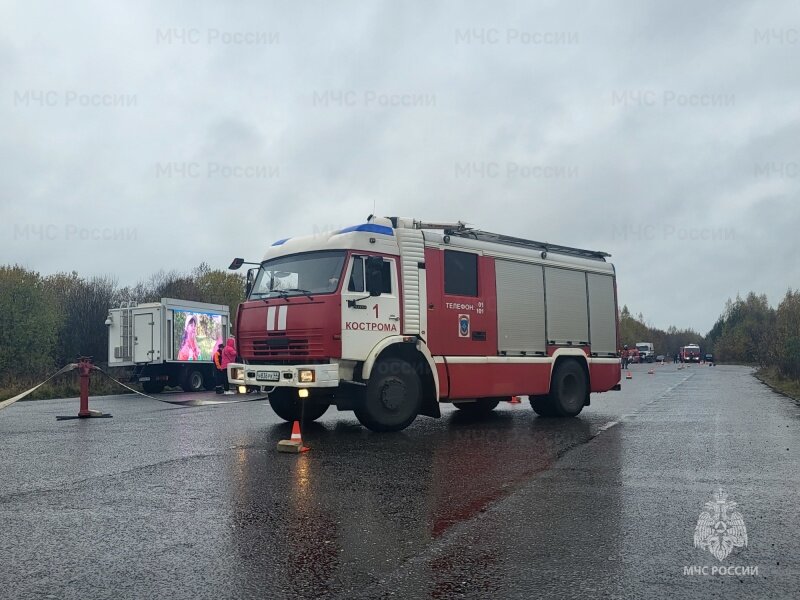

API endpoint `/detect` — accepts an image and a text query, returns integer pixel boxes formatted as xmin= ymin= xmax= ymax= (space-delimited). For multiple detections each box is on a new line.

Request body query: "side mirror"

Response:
xmin=245 ymin=269 xmax=255 ymax=298
xmin=229 ymin=258 xmax=245 ymax=271
xmin=365 ymin=256 xmax=384 ymax=297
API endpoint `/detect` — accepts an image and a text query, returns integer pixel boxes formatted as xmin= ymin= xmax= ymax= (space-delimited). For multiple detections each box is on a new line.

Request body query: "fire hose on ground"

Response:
xmin=0 ymin=357 xmax=269 ymax=419
xmin=0 ymin=363 xmax=78 ymax=412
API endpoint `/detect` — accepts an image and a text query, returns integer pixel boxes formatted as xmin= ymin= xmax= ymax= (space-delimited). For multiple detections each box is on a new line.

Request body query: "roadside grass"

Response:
xmin=0 ymin=367 xmax=135 ymax=402
xmin=755 ymin=367 xmax=800 ymax=403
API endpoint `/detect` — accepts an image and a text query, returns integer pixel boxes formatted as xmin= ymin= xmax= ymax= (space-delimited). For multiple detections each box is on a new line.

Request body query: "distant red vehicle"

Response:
xmin=627 ymin=348 xmax=641 ymax=364
xmin=680 ymin=344 xmax=701 ymax=363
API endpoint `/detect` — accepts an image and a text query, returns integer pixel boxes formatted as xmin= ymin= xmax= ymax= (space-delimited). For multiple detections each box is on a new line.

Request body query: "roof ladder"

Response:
xmin=446 ymin=229 xmax=611 ymax=261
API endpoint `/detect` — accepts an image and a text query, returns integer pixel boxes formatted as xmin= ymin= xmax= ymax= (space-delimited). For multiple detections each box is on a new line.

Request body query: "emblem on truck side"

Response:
xmin=458 ymin=314 xmax=470 ymax=338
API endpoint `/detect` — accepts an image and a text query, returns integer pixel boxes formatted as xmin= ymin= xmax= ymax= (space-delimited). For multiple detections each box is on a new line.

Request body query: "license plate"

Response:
xmin=138 ymin=376 xmax=151 ymax=382
xmin=256 ymin=370 xmax=280 ymax=382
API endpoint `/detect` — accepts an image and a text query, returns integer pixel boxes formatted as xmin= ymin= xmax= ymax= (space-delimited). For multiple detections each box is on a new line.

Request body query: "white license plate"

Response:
xmin=256 ymin=370 xmax=280 ymax=382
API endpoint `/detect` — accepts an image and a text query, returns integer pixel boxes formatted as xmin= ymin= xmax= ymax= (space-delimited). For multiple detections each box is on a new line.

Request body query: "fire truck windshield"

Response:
xmin=250 ymin=251 xmax=347 ymax=299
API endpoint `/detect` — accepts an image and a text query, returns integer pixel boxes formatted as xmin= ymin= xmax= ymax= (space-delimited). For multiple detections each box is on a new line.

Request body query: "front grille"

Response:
xmin=242 ymin=330 xmax=326 ymax=361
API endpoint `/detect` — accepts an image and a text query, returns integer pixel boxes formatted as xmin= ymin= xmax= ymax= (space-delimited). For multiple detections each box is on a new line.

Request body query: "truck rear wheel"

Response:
xmin=355 ymin=358 xmax=421 ymax=432
xmin=454 ymin=398 xmax=500 ymax=415
xmin=181 ymin=369 xmax=205 ymax=393
xmin=269 ymin=389 xmax=330 ymax=423
xmin=549 ymin=360 xmax=587 ymax=417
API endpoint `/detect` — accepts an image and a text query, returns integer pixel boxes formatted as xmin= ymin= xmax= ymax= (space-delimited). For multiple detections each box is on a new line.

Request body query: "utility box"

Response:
xmin=106 ymin=298 xmax=231 ymax=393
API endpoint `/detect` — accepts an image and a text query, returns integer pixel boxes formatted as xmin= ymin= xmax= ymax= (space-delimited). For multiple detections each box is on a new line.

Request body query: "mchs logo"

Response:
xmin=458 ymin=314 xmax=470 ymax=338
xmin=694 ymin=488 xmax=748 ymax=561
xmin=684 ymin=488 xmax=758 ymax=577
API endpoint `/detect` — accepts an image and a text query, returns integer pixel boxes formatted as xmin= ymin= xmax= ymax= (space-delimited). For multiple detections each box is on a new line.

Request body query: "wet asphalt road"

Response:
xmin=1 ymin=364 xmax=799 ymax=599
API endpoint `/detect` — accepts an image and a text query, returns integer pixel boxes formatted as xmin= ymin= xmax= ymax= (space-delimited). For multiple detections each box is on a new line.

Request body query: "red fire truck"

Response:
xmin=679 ymin=344 xmax=701 ymax=363
xmin=227 ymin=217 xmax=621 ymax=431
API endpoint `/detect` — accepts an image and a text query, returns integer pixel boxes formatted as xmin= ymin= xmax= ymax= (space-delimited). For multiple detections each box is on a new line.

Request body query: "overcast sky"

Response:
xmin=2 ymin=0 xmax=798 ymax=333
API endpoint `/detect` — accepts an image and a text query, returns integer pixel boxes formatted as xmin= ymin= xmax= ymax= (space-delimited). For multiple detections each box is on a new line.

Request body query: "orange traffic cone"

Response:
xmin=291 ymin=421 xmax=303 ymax=442
xmin=277 ymin=421 xmax=310 ymax=453
xmin=510 ymin=395 xmax=521 ymax=404
xmin=625 ymin=371 xmax=632 ymax=379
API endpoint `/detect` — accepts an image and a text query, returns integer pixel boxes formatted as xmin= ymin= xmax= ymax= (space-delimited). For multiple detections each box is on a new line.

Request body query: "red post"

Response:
xmin=56 ymin=356 xmax=111 ymax=420
xmin=78 ymin=357 xmax=92 ymax=417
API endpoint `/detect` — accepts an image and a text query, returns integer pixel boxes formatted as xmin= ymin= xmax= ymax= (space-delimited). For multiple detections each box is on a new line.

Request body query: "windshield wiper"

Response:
xmin=260 ymin=290 xmax=290 ymax=303
xmin=258 ymin=288 xmax=315 ymax=302
xmin=280 ymin=288 xmax=315 ymax=300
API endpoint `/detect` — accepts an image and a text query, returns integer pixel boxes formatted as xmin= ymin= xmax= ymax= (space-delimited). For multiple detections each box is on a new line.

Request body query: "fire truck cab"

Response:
xmin=228 ymin=216 xmax=621 ymax=431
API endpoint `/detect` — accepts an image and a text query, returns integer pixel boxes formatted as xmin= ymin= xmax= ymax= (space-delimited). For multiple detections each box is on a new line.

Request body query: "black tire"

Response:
xmin=181 ymin=369 xmax=205 ymax=393
xmin=530 ymin=394 xmax=556 ymax=417
xmin=549 ymin=360 xmax=587 ymax=417
xmin=355 ymin=358 xmax=422 ymax=432
xmin=269 ymin=389 xmax=330 ymax=423
xmin=142 ymin=380 xmax=165 ymax=394
xmin=454 ymin=398 xmax=500 ymax=415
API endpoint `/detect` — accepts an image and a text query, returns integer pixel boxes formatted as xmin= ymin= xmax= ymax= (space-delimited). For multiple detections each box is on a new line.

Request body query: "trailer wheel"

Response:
xmin=454 ymin=398 xmax=500 ymax=415
xmin=549 ymin=360 xmax=587 ymax=417
xmin=530 ymin=394 xmax=556 ymax=417
xmin=181 ymin=369 xmax=205 ymax=393
xmin=269 ymin=389 xmax=330 ymax=423
xmin=355 ymin=358 xmax=421 ymax=432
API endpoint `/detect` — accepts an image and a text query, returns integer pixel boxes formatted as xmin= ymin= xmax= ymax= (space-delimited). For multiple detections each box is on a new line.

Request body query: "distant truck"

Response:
xmin=106 ymin=298 xmax=231 ymax=393
xmin=635 ymin=342 xmax=655 ymax=363
xmin=680 ymin=344 xmax=701 ymax=363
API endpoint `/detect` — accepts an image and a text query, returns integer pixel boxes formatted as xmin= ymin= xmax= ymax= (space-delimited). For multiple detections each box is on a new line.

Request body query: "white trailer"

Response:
xmin=106 ymin=298 xmax=231 ymax=393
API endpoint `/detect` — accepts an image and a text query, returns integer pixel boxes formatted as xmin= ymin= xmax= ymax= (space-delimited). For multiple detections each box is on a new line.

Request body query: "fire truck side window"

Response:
xmin=348 ymin=257 xmax=365 ymax=292
xmin=348 ymin=257 xmax=392 ymax=294
xmin=444 ymin=250 xmax=478 ymax=296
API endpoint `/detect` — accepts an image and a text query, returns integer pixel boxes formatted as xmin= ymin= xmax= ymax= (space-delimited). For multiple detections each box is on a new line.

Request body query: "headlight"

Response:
xmin=298 ymin=369 xmax=316 ymax=383
xmin=231 ymin=367 xmax=244 ymax=381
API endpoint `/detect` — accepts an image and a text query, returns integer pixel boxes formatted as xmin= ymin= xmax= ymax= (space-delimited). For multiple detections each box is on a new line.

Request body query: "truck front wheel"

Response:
xmin=269 ymin=389 xmax=330 ymax=423
xmin=355 ymin=358 xmax=422 ymax=432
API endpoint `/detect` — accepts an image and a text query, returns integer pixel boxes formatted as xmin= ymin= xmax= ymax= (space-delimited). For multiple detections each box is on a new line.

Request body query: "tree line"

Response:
xmin=618 ymin=305 xmax=705 ymax=360
xmin=706 ymin=291 xmax=800 ymax=379
xmin=0 ymin=264 xmax=244 ymax=388
xmin=618 ymin=289 xmax=800 ymax=383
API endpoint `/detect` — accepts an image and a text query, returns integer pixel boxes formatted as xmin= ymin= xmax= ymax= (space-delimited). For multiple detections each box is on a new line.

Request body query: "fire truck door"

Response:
xmin=340 ymin=255 xmax=402 ymax=360
xmin=429 ymin=250 xmax=495 ymax=356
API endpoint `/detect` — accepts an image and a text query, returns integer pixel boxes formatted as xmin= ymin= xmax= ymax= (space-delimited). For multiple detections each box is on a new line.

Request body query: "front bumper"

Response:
xmin=227 ymin=363 xmax=340 ymax=388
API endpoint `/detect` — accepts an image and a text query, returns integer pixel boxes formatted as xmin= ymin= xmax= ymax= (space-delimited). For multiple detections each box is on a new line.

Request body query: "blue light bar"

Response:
xmin=335 ymin=223 xmax=394 ymax=236
xmin=272 ymin=238 xmax=290 ymax=246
